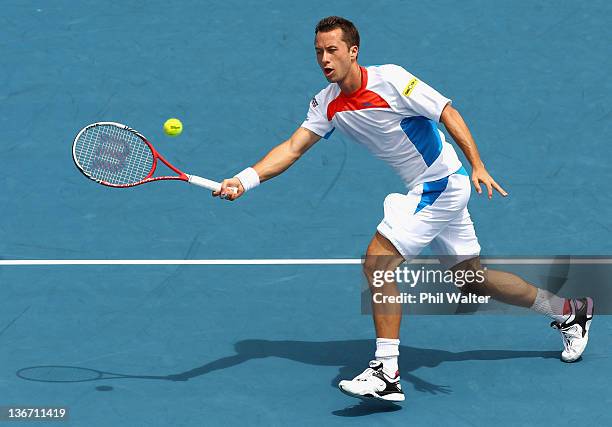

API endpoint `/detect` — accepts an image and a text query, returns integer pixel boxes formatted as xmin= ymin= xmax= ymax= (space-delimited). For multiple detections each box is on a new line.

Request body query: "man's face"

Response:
xmin=315 ymin=28 xmax=357 ymax=83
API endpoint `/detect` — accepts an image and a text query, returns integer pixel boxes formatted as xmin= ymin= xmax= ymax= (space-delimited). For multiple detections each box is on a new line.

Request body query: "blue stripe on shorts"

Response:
xmin=414 ymin=176 xmax=449 ymax=214
xmin=454 ymin=166 xmax=468 ymax=176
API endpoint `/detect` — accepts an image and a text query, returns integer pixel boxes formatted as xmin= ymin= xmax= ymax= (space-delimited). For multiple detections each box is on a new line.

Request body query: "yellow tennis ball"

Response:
xmin=163 ymin=118 xmax=183 ymax=136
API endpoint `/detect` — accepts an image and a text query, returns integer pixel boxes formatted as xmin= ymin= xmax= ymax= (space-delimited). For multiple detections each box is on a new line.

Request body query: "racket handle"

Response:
xmin=187 ymin=174 xmax=222 ymax=192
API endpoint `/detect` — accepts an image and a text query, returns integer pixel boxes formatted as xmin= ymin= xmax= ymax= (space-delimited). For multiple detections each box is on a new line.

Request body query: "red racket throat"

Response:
xmin=137 ymin=139 xmax=189 ymax=187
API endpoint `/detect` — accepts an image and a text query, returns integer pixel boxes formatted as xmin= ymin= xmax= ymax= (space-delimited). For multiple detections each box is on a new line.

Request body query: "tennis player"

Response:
xmin=213 ymin=16 xmax=594 ymax=402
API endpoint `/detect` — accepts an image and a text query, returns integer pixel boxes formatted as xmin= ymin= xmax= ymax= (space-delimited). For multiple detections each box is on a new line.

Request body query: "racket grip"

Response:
xmin=187 ymin=174 xmax=222 ymax=192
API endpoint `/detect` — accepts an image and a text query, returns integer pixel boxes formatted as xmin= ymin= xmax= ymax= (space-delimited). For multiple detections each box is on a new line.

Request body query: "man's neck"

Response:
xmin=338 ymin=63 xmax=362 ymax=95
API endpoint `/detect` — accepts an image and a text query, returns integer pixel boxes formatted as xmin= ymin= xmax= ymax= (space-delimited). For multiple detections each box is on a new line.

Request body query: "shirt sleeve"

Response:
xmin=300 ymin=93 xmax=335 ymax=139
xmin=383 ymin=64 xmax=451 ymax=122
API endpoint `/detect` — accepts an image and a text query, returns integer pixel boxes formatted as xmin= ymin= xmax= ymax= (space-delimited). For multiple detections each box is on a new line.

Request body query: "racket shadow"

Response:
xmin=16 ymin=365 xmax=175 ymax=383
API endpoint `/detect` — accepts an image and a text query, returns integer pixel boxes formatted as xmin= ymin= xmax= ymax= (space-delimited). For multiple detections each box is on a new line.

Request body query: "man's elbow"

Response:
xmin=439 ymin=103 xmax=457 ymax=125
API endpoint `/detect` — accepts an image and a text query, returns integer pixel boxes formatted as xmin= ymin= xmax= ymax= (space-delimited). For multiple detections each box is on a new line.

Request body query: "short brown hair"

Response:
xmin=315 ymin=16 xmax=360 ymax=50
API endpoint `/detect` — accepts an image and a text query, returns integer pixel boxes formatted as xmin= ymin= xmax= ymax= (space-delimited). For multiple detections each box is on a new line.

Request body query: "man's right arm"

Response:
xmin=214 ymin=127 xmax=322 ymax=200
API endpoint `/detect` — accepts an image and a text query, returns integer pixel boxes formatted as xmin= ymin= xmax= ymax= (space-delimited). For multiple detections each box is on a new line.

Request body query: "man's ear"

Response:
xmin=350 ymin=46 xmax=359 ymax=60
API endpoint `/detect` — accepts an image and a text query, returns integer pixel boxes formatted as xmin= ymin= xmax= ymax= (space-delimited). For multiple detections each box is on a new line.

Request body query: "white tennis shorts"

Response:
xmin=377 ymin=167 xmax=481 ymax=267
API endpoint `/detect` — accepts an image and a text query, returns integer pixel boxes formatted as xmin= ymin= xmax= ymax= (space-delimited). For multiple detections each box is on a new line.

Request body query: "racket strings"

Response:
xmin=74 ymin=125 xmax=154 ymax=185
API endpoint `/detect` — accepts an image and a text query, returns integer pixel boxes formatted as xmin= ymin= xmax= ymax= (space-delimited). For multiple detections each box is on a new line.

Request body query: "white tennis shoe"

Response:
xmin=551 ymin=297 xmax=594 ymax=363
xmin=338 ymin=360 xmax=404 ymax=402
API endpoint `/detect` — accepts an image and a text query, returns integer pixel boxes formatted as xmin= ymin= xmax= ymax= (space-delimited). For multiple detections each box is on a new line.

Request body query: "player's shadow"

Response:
xmin=17 ymin=340 xmax=558 ymax=418
xmin=167 ymin=339 xmax=558 ymax=416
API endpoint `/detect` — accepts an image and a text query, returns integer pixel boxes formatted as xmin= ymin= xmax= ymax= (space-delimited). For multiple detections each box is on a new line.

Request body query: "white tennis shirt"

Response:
xmin=301 ymin=64 xmax=462 ymax=188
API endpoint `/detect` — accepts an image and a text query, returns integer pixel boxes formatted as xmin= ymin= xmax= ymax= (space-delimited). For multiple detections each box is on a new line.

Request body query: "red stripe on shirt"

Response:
xmin=327 ymin=66 xmax=390 ymax=121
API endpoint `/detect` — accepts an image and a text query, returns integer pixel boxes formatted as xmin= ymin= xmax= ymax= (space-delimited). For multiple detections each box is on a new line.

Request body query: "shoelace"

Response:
xmin=355 ymin=368 xmax=376 ymax=381
xmin=553 ymin=323 xmax=580 ymax=352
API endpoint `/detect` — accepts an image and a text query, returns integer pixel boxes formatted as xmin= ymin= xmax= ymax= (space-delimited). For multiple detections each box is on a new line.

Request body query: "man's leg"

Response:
xmin=338 ymin=231 xmax=406 ymax=402
xmin=338 ymin=174 xmax=474 ymax=401
xmin=451 ymin=256 xmax=583 ymax=319
xmin=451 ymin=256 xmax=594 ymax=362
xmin=363 ymin=231 xmax=405 ymax=339
xmin=450 ymin=256 xmax=537 ymax=308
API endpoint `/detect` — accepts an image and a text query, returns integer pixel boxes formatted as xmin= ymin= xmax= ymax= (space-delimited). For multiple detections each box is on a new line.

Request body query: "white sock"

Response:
xmin=530 ymin=288 xmax=568 ymax=323
xmin=375 ymin=338 xmax=400 ymax=377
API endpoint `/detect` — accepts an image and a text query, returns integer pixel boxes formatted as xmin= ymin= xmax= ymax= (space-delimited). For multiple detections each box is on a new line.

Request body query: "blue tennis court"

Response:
xmin=1 ymin=0 xmax=611 ymax=425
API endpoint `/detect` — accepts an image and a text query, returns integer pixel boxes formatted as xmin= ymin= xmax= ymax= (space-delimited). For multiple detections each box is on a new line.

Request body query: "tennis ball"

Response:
xmin=163 ymin=118 xmax=183 ymax=136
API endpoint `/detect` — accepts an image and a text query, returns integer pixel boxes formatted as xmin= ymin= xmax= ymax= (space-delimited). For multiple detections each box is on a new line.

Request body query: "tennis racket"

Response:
xmin=72 ymin=122 xmax=233 ymax=193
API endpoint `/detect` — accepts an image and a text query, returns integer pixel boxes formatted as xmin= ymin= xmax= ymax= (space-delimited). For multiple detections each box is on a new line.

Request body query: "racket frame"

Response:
xmin=72 ymin=122 xmax=221 ymax=191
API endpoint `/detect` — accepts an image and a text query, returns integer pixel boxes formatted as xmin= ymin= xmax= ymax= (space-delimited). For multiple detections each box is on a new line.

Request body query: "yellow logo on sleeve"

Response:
xmin=402 ymin=78 xmax=419 ymax=97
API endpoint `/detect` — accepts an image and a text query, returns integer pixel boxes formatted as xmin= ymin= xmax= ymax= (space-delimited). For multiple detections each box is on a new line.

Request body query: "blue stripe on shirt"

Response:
xmin=400 ymin=116 xmax=443 ymax=167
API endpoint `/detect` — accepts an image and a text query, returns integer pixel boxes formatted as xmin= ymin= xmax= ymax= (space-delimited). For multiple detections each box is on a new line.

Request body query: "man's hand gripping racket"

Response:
xmin=72 ymin=122 xmax=238 ymax=197
xmin=214 ymin=177 xmax=245 ymax=201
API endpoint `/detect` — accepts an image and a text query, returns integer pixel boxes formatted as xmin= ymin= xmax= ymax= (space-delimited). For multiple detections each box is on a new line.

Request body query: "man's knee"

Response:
xmin=363 ymin=233 xmax=403 ymax=278
xmin=363 ymin=257 xmax=387 ymax=291
xmin=363 ymin=255 xmax=404 ymax=291
xmin=363 ymin=253 xmax=403 ymax=277
xmin=451 ymin=256 xmax=488 ymax=295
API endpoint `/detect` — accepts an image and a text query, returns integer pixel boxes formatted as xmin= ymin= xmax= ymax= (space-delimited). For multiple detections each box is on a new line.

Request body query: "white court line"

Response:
xmin=0 ymin=259 xmax=362 ymax=266
xmin=0 ymin=258 xmax=611 ymax=266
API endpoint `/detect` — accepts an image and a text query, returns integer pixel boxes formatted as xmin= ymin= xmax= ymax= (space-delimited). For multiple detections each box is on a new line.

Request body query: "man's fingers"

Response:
xmin=485 ymin=181 xmax=493 ymax=199
xmin=215 ymin=179 xmax=231 ymax=199
xmin=472 ymin=178 xmax=482 ymax=194
xmin=223 ymin=187 xmax=237 ymax=201
xmin=473 ymin=169 xmax=507 ymax=199
xmin=220 ymin=189 xmax=233 ymax=200
xmin=492 ymin=181 xmax=508 ymax=196
xmin=216 ymin=179 xmax=244 ymax=201
xmin=210 ymin=179 xmax=243 ymax=201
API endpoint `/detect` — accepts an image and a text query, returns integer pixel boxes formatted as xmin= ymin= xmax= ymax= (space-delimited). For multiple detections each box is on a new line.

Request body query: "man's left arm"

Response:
xmin=440 ymin=104 xmax=508 ymax=199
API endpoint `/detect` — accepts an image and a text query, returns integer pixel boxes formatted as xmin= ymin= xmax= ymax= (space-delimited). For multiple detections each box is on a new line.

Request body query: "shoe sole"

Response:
xmin=338 ymin=385 xmax=405 ymax=402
